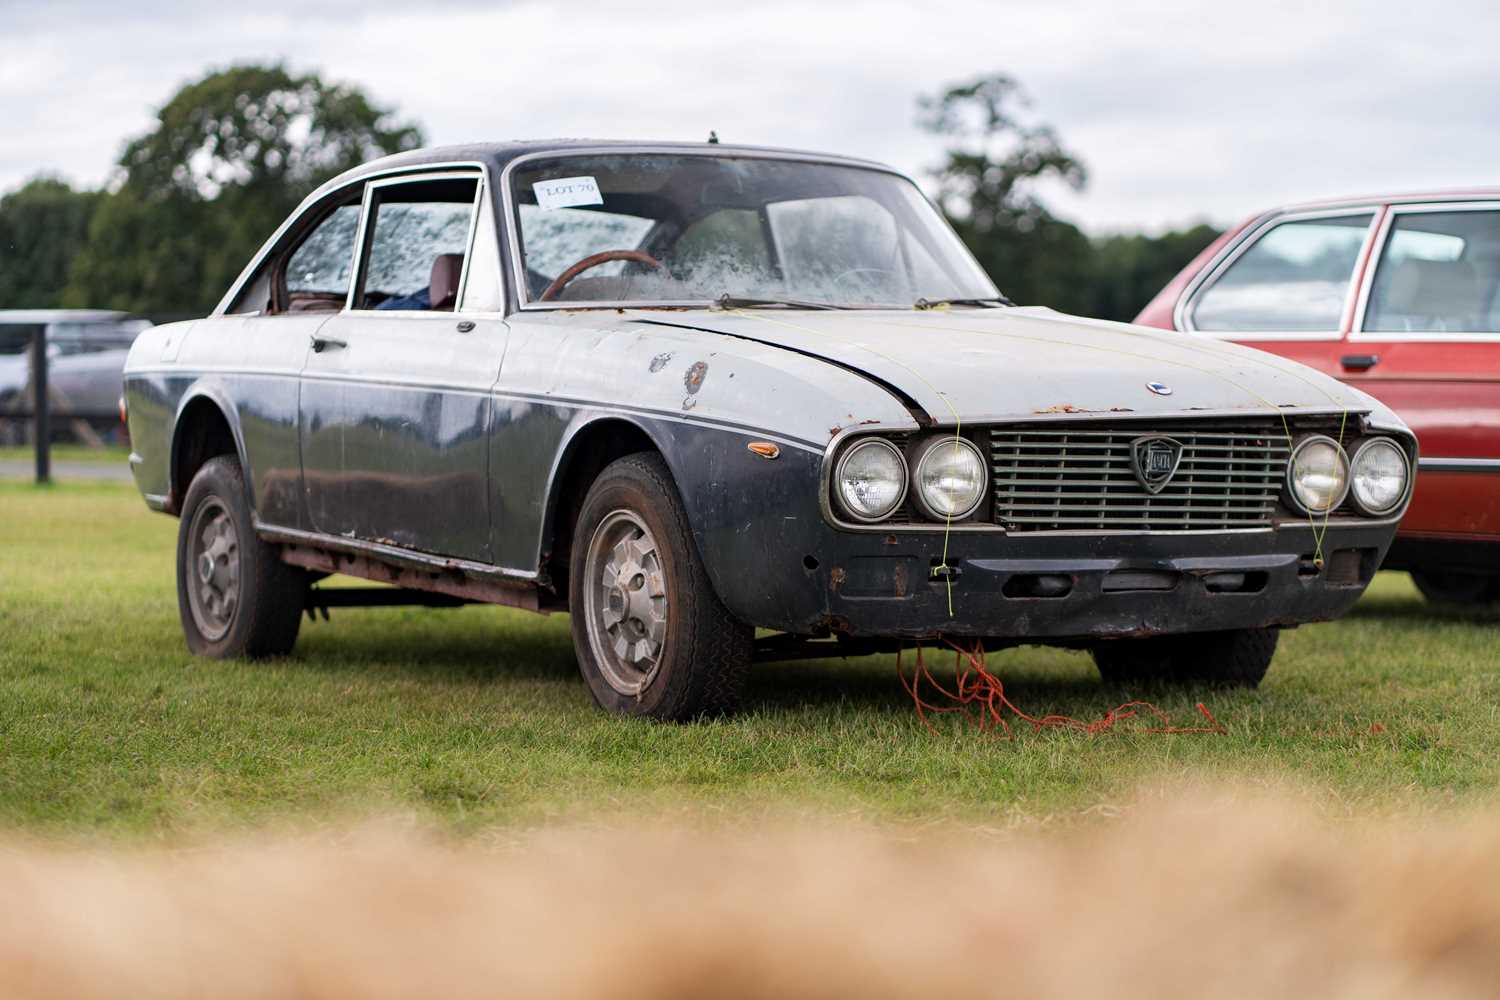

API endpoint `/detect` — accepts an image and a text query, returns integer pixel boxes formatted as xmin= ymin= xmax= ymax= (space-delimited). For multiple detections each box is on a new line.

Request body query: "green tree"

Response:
xmin=66 ymin=64 xmax=423 ymax=315
xmin=919 ymin=74 xmax=1095 ymax=312
xmin=1085 ymin=224 xmax=1222 ymax=322
xmin=0 ymin=177 xmax=100 ymax=308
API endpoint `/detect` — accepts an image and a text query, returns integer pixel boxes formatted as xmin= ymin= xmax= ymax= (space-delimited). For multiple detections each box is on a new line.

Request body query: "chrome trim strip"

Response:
xmin=255 ymin=522 xmax=539 ymax=585
xmin=120 ymin=366 xmax=826 ymax=452
xmin=498 ymin=145 xmax=928 ymax=315
xmin=1418 ymin=457 xmax=1500 ymax=473
xmin=1175 ymin=206 xmax=1379 ymax=339
xmin=1348 ymin=200 xmax=1500 ymax=342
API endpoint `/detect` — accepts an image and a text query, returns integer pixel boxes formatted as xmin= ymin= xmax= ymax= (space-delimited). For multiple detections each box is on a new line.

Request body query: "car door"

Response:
xmin=1342 ymin=202 xmax=1500 ymax=544
xmin=1177 ymin=208 xmax=1380 ymax=380
xmin=299 ymin=169 xmax=510 ymax=562
xmin=174 ymin=198 xmax=365 ymax=530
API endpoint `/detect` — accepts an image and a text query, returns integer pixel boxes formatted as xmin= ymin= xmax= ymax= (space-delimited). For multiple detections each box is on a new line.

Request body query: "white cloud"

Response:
xmin=2 ymin=0 xmax=1497 ymax=232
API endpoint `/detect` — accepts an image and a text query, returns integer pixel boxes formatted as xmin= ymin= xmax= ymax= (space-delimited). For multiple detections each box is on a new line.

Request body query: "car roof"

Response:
xmin=315 ymin=139 xmax=898 ymax=194
xmin=0 ymin=309 xmax=138 ymax=326
xmin=1268 ymin=187 xmax=1500 ymax=214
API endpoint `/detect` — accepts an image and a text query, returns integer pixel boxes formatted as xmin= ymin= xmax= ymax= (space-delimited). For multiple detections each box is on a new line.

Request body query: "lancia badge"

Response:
xmin=1130 ymin=435 xmax=1184 ymax=493
xmin=1146 ymin=381 xmax=1173 ymax=396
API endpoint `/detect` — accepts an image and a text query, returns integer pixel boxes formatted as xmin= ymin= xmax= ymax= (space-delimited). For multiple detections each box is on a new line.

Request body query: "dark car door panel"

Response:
xmin=299 ymin=314 xmax=508 ymax=561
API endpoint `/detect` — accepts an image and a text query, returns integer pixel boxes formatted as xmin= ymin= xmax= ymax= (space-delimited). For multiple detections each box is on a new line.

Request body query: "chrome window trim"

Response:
xmin=497 ymin=145 xmax=951 ymax=315
xmin=1348 ymin=200 xmax=1500 ymax=343
xmin=213 ymin=159 xmax=491 ymax=317
xmin=1175 ymin=207 xmax=1380 ymax=341
xmin=345 ymin=168 xmax=487 ymax=315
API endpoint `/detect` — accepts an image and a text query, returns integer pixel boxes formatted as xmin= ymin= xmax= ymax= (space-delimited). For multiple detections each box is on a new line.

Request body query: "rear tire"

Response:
xmin=569 ymin=452 xmax=752 ymax=721
xmin=1410 ymin=569 xmax=1499 ymax=607
xmin=176 ymin=455 xmax=308 ymax=658
xmin=1092 ymin=627 xmax=1278 ymax=689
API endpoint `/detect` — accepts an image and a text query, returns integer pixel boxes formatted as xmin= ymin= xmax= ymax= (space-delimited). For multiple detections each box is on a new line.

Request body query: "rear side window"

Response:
xmin=1191 ymin=214 xmax=1373 ymax=332
xmin=287 ymin=204 xmax=361 ymax=298
xmin=1363 ymin=209 xmax=1500 ymax=333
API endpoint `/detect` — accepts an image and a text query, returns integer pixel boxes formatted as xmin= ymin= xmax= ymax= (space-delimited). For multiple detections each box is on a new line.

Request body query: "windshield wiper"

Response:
xmin=712 ymin=293 xmax=843 ymax=311
xmin=913 ymin=295 xmax=1014 ymax=309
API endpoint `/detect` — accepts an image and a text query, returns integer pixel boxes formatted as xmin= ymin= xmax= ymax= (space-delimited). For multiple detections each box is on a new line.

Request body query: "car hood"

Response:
xmin=637 ymin=306 xmax=1372 ymax=424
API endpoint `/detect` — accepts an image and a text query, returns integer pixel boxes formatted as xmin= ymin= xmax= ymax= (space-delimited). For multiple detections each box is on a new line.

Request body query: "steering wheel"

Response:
xmin=539 ymin=250 xmax=670 ymax=301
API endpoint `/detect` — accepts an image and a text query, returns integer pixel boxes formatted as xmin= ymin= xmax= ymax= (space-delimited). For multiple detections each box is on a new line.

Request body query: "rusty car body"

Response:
xmin=122 ymin=141 xmax=1417 ymax=719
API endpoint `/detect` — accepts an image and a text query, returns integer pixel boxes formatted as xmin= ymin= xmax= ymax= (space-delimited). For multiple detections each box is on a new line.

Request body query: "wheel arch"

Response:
xmin=168 ymin=382 xmax=251 ymax=516
xmin=539 ymin=414 xmax=665 ymax=598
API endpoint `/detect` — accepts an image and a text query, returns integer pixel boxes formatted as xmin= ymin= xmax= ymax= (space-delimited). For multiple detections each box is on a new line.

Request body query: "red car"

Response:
xmin=1138 ymin=191 xmax=1500 ymax=605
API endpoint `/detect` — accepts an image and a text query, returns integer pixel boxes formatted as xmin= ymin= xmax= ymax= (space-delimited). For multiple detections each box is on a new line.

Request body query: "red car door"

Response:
xmin=1339 ymin=202 xmax=1500 ymax=580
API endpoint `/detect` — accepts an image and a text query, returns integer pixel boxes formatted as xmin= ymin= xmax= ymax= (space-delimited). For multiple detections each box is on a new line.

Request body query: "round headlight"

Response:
xmin=834 ymin=438 xmax=908 ymax=522
xmin=1350 ymin=438 xmax=1409 ymax=515
xmin=913 ymin=436 xmax=986 ymax=520
xmin=1287 ymin=435 xmax=1350 ymax=515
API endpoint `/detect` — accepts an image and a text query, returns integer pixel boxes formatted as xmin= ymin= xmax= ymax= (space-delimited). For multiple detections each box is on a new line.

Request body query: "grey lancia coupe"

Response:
xmin=122 ymin=140 xmax=1417 ymax=719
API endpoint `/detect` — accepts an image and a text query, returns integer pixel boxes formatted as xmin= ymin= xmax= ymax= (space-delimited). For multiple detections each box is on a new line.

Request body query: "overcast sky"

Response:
xmin=3 ymin=0 xmax=1496 ymax=233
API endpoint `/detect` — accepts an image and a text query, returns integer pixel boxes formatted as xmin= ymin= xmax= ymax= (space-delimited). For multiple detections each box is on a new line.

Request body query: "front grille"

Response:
xmin=989 ymin=418 xmax=1325 ymax=532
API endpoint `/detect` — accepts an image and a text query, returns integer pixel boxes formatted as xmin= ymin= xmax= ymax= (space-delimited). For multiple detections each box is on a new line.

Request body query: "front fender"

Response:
xmin=646 ymin=419 xmax=832 ymax=630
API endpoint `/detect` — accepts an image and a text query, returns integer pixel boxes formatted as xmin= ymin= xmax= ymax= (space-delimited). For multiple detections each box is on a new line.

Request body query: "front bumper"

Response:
xmin=673 ymin=423 xmax=1402 ymax=645
xmin=711 ymin=515 xmax=1394 ymax=642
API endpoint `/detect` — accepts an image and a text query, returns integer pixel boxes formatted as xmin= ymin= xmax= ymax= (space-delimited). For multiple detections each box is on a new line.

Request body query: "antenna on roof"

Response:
xmin=707 ymin=130 xmax=719 ymax=145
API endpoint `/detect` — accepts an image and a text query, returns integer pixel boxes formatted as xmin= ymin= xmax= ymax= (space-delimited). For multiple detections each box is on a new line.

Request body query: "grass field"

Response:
xmin=2 ymin=477 xmax=1498 ymax=839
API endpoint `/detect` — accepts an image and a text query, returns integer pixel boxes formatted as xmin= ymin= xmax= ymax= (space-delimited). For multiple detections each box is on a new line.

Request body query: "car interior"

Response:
xmin=1365 ymin=211 xmax=1500 ymax=332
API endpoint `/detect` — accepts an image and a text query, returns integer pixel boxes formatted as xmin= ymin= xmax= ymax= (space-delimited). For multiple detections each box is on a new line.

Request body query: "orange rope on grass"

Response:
xmin=897 ymin=639 xmax=1225 ymax=738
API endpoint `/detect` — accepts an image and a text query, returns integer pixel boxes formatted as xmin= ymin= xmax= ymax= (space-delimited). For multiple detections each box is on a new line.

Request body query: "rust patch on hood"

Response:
xmin=684 ymin=361 xmax=708 ymax=394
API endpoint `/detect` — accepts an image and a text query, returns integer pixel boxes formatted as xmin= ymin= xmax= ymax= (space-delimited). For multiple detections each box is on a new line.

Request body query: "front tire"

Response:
xmin=1092 ymin=627 xmax=1278 ymax=689
xmin=1410 ymin=569 xmax=1499 ymax=607
xmin=569 ymin=453 xmax=752 ymax=721
xmin=176 ymin=455 xmax=308 ymax=658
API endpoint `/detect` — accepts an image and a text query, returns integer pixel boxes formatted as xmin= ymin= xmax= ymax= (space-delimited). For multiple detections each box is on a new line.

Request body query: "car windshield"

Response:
xmin=509 ymin=153 xmax=999 ymax=308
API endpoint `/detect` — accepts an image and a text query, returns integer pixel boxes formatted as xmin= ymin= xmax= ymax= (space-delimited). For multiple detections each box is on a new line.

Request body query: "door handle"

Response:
xmin=456 ymin=320 xmax=475 ymax=333
xmin=1340 ymin=353 xmax=1379 ymax=372
xmin=310 ymin=334 xmax=347 ymax=353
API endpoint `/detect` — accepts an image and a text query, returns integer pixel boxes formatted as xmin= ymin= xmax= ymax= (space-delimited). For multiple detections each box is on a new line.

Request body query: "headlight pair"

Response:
xmin=834 ymin=435 xmax=985 ymax=523
xmin=1287 ymin=435 xmax=1409 ymax=517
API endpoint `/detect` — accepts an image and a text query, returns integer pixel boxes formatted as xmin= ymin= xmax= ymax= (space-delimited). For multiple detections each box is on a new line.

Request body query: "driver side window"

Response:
xmin=353 ymin=176 xmax=480 ymax=312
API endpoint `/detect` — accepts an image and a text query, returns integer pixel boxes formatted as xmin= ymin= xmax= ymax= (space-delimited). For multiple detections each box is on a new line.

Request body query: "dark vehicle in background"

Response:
xmin=0 ymin=310 xmax=152 ymax=444
xmin=124 ymin=141 xmax=1415 ymax=720
xmin=1138 ymin=192 xmax=1500 ymax=605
